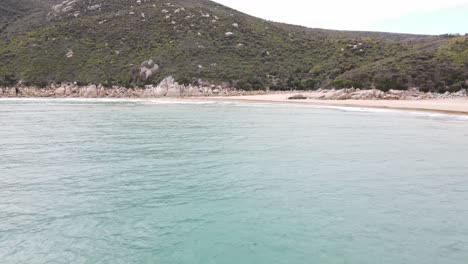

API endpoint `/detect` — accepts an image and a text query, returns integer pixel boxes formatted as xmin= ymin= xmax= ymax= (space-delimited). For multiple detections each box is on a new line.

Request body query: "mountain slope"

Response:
xmin=0 ymin=0 xmax=466 ymax=91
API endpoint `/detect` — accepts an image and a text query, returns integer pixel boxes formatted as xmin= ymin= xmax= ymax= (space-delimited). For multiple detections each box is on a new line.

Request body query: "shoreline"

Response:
xmin=2 ymin=94 xmax=468 ymax=116
xmin=1 ymin=80 xmax=467 ymax=116
xmin=207 ymin=94 xmax=468 ymax=116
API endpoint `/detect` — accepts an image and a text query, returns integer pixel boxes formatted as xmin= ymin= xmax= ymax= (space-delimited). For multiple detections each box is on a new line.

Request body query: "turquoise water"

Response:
xmin=1 ymin=99 xmax=468 ymax=264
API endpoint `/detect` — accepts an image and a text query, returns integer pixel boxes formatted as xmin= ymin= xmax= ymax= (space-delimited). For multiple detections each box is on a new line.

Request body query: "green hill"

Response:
xmin=0 ymin=0 xmax=467 ymax=92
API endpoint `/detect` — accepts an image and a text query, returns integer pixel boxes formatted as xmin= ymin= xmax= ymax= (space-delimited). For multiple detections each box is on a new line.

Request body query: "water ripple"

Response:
xmin=1 ymin=99 xmax=468 ymax=263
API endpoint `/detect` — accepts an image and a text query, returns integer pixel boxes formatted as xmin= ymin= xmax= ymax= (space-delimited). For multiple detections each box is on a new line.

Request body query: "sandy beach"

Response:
xmin=213 ymin=93 xmax=468 ymax=115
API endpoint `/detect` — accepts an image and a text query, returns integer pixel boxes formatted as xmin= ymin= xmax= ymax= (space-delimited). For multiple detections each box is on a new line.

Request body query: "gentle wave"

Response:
xmin=1 ymin=97 xmax=467 ymax=121
xmin=1 ymin=99 xmax=468 ymax=263
xmin=317 ymin=105 xmax=468 ymax=120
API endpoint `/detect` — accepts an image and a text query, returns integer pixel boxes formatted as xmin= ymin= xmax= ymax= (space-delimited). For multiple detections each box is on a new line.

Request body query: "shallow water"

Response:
xmin=1 ymin=99 xmax=468 ymax=264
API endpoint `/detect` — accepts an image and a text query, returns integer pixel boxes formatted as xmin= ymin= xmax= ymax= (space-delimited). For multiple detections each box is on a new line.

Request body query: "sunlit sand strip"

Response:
xmin=209 ymin=93 xmax=468 ymax=116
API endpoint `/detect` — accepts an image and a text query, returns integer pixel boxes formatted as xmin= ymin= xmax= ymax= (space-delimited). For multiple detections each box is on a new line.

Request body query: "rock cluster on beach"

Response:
xmin=1 ymin=77 xmax=467 ymax=100
xmin=295 ymin=88 xmax=468 ymax=100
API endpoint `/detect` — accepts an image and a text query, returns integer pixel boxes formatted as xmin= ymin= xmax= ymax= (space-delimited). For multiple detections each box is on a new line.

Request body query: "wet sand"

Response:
xmin=212 ymin=93 xmax=468 ymax=115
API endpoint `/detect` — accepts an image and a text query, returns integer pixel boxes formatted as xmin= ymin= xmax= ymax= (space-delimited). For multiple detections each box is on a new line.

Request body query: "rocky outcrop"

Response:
xmin=54 ymin=86 xmax=66 ymax=97
xmin=310 ymin=88 xmax=468 ymax=100
xmin=4 ymin=87 xmax=18 ymax=97
xmin=140 ymin=59 xmax=159 ymax=80
xmin=53 ymin=83 xmax=77 ymax=97
xmin=454 ymin=89 xmax=467 ymax=97
xmin=143 ymin=76 xmax=231 ymax=98
xmin=1 ymin=79 xmax=467 ymax=100
xmin=79 ymin=85 xmax=98 ymax=98
xmin=143 ymin=76 xmax=175 ymax=97
xmin=157 ymin=76 xmax=175 ymax=96
xmin=166 ymin=83 xmax=183 ymax=97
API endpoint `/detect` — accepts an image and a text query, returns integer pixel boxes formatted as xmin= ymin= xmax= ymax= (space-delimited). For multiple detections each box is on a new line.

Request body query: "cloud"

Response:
xmin=212 ymin=0 xmax=468 ymax=32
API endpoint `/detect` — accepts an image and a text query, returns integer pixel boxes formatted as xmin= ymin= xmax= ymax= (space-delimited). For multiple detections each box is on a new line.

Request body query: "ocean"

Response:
xmin=1 ymin=98 xmax=468 ymax=263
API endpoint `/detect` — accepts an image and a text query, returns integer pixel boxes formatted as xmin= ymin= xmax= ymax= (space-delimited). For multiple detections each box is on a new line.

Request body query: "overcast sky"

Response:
xmin=212 ymin=0 xmax=468 ymax=35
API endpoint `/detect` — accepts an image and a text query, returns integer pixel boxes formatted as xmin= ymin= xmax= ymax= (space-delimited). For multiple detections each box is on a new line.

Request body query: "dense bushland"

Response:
xmin=0 ymin=0 xmax=466 ymax=91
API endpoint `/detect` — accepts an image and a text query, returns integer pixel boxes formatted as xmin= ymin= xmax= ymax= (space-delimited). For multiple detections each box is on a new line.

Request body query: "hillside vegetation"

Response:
xmin=0 ymin=0 xmax=467 ymax=92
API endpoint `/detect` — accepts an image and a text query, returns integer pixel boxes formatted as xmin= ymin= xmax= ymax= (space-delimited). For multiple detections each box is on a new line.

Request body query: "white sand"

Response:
xmin=212 ymin=93 xmax=468 ymax=115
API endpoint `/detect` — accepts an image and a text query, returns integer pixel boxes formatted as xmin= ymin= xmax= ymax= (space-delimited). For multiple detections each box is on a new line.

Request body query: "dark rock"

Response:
xmin=288 ymin=94 xmax=308 ymax=100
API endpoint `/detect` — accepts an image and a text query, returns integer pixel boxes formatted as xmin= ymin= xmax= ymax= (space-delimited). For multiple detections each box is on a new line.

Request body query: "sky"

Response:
xmin=212 ymin=0 xmax=468 ymax=35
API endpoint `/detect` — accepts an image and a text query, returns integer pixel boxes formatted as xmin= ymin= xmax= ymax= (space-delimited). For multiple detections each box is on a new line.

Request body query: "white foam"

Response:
xmin=143 ymin=99 xmax=217 ymax=105
xmin=315 ymin=104 xmax=468 ymax=121
xmin=0 ymin=97 xmax=143 ymax=103
xmin=2 ymin=97 xmax=467 ymax=121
